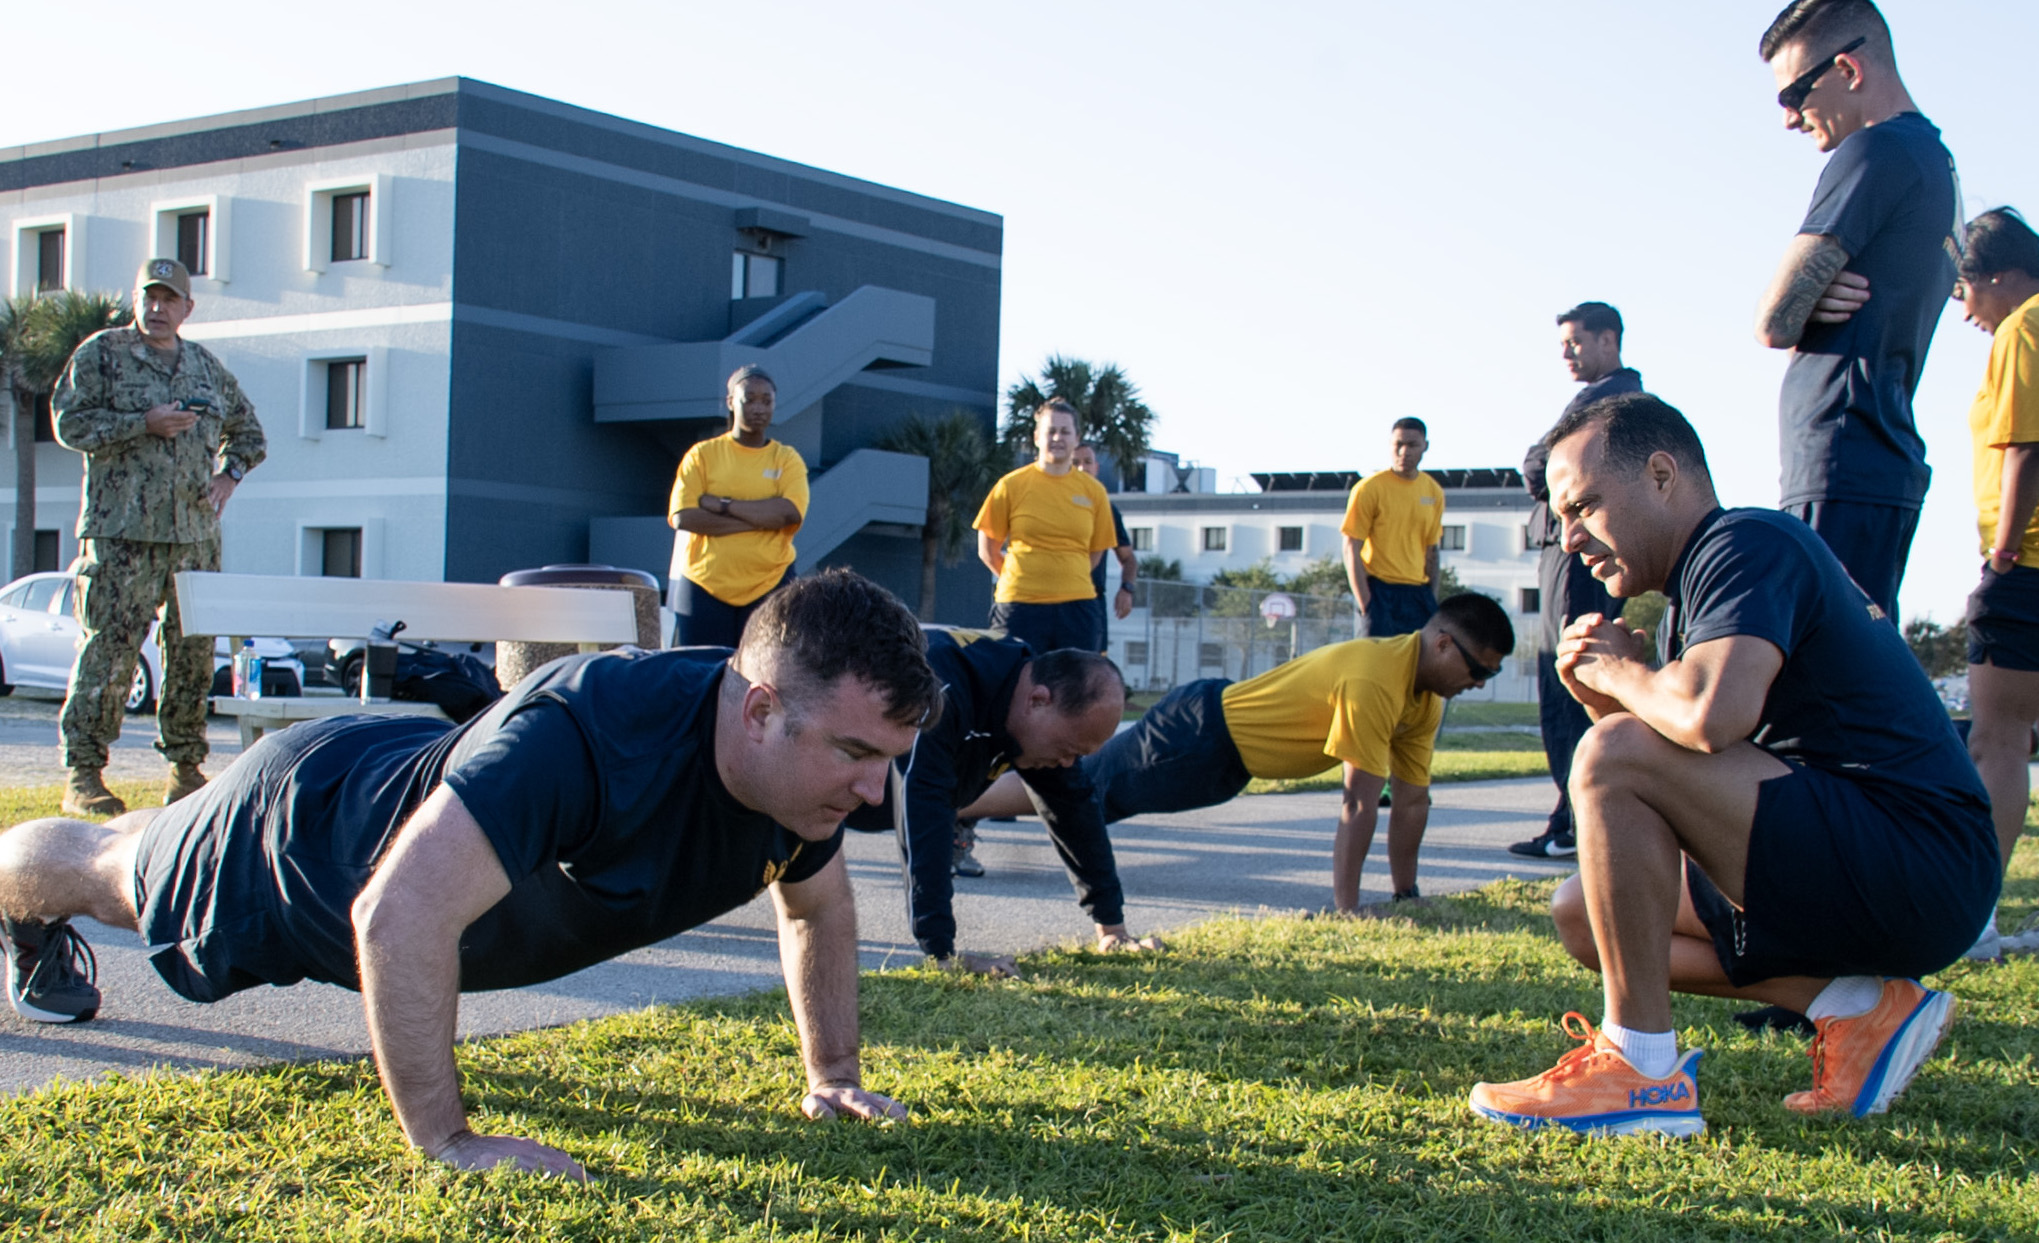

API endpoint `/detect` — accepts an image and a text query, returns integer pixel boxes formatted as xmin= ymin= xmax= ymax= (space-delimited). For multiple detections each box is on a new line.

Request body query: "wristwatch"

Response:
xmin=224 ymin=462 xmax=245 ymax=482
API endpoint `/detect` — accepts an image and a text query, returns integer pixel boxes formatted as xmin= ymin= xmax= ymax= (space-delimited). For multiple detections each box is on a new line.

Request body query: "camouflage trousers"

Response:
xmin=60 ymin=537 xmax=220 ymax=771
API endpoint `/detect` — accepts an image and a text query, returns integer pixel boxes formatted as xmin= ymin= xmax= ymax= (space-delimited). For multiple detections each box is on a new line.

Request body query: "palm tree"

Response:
xmin=1001 ymin=355 xmax=1155 ymax=485
xmin=0 ymin=292 xmax=128 ymax=579
xmin=877 ymin=410 xmax=997 ymax=618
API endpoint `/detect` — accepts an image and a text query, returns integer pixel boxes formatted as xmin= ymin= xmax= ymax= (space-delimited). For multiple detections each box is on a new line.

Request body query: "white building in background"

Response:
xmin=1104 ymin=464 xmax=1544 ymax=702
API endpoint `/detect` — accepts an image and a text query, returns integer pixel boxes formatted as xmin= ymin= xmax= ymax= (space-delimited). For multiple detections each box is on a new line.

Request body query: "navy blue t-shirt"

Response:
xmin=1662 ymin=507 xmax=1982 ymax=806
xmin=1779 ymin=112 xmax=1961 ymax=509
xmin=1525 ymin=367 xmax=1645 ymax=547
xmin=1089 ymin=502 xmax=1131 ymax=597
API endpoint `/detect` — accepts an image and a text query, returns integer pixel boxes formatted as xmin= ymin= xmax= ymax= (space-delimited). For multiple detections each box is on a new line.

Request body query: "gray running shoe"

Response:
xmin=2 ymin=917 xmax=100 ymax=1023
xmin=1999 ymin=926 xmax=2039 ymax=956
xmin=952 ymin=844 xmax=986 ymax=878
xmin=1962 ymin=922 xmax=2004 ymax=963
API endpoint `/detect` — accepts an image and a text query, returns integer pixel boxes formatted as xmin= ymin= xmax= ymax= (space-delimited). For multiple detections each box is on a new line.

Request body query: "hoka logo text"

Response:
xmin=1629 ymin=1082 xmax=1691 ymax=1108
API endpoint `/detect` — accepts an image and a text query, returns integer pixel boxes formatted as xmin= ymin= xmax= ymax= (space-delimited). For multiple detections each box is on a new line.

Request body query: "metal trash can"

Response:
xmin=495 ymin=564 xmax=661 ymax=690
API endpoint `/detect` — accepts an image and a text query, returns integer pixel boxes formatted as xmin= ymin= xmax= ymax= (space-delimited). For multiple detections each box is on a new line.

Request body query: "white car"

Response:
xmin=0 ymin=571 xmax=303 ymax=713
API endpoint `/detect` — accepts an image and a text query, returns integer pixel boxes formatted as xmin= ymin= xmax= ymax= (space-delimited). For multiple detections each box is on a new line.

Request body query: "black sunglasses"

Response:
xmin=1777 ymin=37 xmax=1865 ymax=113
xmin=1445 ymin=631 xmax=1501 ymax=683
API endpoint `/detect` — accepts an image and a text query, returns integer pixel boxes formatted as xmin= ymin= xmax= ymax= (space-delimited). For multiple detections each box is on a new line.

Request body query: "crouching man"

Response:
xmin=0 ymin=569 xmax=941 ymax=1177
xmin=1469 ymin=394 xmax=1997 ymax=1136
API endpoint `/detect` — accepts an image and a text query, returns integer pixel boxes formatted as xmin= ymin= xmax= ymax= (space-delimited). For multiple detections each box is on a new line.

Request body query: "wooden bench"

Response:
xmin=173 ymin=571 xmax=641 ymax=746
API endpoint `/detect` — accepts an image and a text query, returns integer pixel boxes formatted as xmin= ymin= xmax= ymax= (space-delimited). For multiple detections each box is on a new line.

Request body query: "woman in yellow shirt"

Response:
xmin=668 ymin=365 xmax=809 ymax=647
xmin=1957 ymin=207 xmax=2039 ymax=958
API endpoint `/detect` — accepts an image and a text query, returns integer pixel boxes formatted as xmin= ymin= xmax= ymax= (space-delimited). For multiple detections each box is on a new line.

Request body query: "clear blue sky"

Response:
xmin=6 ymin=0 xmax=2033 ymax=625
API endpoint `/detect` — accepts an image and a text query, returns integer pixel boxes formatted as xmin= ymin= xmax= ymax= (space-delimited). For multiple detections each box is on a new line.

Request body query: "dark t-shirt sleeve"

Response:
xmin=441 ymin=700 xmax=601 ymax=885
xmin=1112 ymin=504 xmax=1130 ymax=548
xmin=1800 ymin=130 xmax=1915 ymax=257
xmin=778 ymin=824 xmax=845 ymax=885
xmin=1676 ymin=525 xmax=1807 ymax=659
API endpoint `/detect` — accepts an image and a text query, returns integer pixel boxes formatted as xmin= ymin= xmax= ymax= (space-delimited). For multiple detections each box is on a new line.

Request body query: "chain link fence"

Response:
xmin=1105 ymin=580 xmax=1538 ymax=702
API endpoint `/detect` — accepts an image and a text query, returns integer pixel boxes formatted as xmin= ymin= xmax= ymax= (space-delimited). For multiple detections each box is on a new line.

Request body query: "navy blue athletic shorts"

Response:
xmin=131 ymin=715 xmax=458 ymax=1004
xmin=1365 ymin=581 xmax=1437 ymax=638
xmin=1084 ymin=678 xmax=1252 ymax=822
xmin=1684 ymin=763 xmax=1998 ymax=986
xmin=989 ymin=599 xmax=1098 ymax=656
xmin=1966 ymin=563 xmax=2039 ymax=672
xmin=672 ymin=571 xmax=787 ymax=648
xmin=1785 ymin=500 xmax=1917 ymax=623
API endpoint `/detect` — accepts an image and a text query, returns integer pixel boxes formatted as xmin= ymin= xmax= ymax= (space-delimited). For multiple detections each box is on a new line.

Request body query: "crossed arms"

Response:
xmin=1755 ymin=234 xmax=1870 ymax=350
xmin=349 ymin=786 xmax=896 ymax=1179
xmin=674 ymin=495 xmax=802 ymax=535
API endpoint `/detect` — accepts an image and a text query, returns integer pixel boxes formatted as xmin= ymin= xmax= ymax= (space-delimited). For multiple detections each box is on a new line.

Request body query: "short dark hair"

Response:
xmin=735 ymin=569 xmax=942 ymax=728
xmin=1759 ymin=0 xmax=1890 ymax=63
xmin=1034 ymin=398 xmax=1082 ymax=434
xmin=1435 ymin=592 xmax=1514 ymax=658
xmin=725 ymin=364 xmax=775 ymax=427
xmin=1391 ymin=417 xmax=1428 ymax=437
xmin=1960 ymin=208 xmax=2039 ymax=286
xmin=1542 ymin=391 xmax=1712 ymax=482
xmin=1556 ymin=301 xmax=1624 ymax=345
xmin=1028 ymin=649 xmax=1125 ymax=716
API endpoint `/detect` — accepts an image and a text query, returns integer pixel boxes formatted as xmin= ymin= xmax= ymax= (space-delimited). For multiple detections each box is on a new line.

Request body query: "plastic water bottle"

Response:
xmin=233 ymin=639 xmax=264 ymax=699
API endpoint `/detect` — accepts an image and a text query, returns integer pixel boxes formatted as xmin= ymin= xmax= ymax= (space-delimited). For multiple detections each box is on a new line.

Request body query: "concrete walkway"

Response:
xmin=1 ymin=753 xmax=1573 ymax=1096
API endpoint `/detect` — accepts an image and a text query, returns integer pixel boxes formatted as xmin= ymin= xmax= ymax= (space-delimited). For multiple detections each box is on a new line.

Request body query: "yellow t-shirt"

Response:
xmin=973 ymin=464 xmax=1116 ymax=604
xmin=1219 ymin=634 xmax=1442 ymax=785
xmin=1341 ymin=470 xmax=1445 ymax=585
xmin=669 ymin=435 xmax=809 ymax=606
xmin=1970 ymin=293 xmax=2039 ymax=564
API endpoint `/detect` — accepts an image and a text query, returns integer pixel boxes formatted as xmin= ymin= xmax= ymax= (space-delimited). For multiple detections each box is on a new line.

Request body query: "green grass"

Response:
xmin=1440 ymin=702 xmax=1540 ymax=728
xmin=4 ymin=842 xmax=2035 ymax=1240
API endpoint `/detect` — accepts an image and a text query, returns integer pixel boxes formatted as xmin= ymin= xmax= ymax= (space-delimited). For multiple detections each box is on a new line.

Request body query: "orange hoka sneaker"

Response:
xmin=1469 ymin=1012 xmax=1705 ymax=1138
xmin=1784 ymin=979 xmax=1955 ymax=1118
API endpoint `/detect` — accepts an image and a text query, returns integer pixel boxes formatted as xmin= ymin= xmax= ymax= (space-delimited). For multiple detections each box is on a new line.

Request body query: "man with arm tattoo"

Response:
xmin=1752 ymin=0 xmax=1961 ymax=622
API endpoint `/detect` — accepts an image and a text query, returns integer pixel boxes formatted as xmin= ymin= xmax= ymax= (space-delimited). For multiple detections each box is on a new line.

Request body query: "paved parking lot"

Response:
xmin=1 ymin=758 xmax=1573 ymax=1096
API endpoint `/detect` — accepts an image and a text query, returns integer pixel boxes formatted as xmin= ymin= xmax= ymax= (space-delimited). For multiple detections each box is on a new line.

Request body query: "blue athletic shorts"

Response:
xmin=1084 ymin=679 xmax=1252 ymax=822
xmin=1365 ymin=581 xmax=1437 ymax=638
xmin=988 ymin=599 xmax=1098 ymax=655
xmin=1685 ymin=763 xmax=1998 ymax=986
xmin=1966 ymin=562 xmax=2039 ymax=672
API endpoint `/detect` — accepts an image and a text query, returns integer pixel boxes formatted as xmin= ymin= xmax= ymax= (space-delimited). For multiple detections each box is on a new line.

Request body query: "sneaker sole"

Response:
xmin=1469 ymin=1100 xmax=1705 ymax=1138
xmin=5 ymin=974 xmax=96 ymax=1023
xmin=1853 ymin=989 xmax=1955 ymax=1117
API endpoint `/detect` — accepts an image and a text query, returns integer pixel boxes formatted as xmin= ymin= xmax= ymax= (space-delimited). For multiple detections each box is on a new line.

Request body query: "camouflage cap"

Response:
xmin=135 ymin=257 xmax=191 ymax=299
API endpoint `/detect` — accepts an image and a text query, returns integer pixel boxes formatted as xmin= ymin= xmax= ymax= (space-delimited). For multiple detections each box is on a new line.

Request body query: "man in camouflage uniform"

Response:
xmin=51 ymin=258 xmax=266 ymax=816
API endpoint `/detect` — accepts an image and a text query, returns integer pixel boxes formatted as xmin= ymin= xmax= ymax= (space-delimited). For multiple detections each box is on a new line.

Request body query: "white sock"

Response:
xmin=1806 ymin=976 xmax=1883 ymax=1022
xmin=1602 ymin=1021 xmax=1678 ymax=1078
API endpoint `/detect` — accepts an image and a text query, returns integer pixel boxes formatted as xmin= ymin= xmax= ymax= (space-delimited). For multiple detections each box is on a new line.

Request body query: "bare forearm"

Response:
xmin=675 ymin=507 xmax=755 ymax=535
xmin=1756 ymin=234 xmax=1850 ymax=350
xmin=1426 ymin=546 xmax=1440 ymax=593
xmin=1385 ymin=781 xmax=1428 ymax=894
xmin=1344 ymin=539 xmax=1370 ymax=605
xmin=1332 ymin=803 xmax=1379 ymax=911
xmin=1994 ymin=445 xmax=2039 ymax=556
xmin=775 ymin=866 xmax=863 ymax=1090
xmin=727 ymin=497 xmax=801 ymax=529
xmin=1113 ymin=547 xmax=1138 ymax=584
xmin=977 ymin=532 xmax=1005 ymax=578
xmin=357 ymin=914 xmax=469 ymax=1154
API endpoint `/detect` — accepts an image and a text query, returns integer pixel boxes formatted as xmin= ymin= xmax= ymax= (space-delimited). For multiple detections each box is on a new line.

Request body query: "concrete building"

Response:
xmin=0 ymin=78 xmax=1000 ymax=619
xmin=1107 ymin=466 xmax=1543 ymax=701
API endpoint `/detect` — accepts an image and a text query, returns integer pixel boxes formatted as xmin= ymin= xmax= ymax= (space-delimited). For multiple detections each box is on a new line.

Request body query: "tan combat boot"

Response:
xmin=164 ymin=763 xmax=208 ymax=806
xmin=61 ymin=769 xmax=127 ymax=819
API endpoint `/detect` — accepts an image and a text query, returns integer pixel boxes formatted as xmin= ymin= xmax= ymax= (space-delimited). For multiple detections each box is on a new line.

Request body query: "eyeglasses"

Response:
xmin=1445 ymin=631 xmax=1501 ymax=683
xmin=1777 ymin=37 xmax=1865 ymax=113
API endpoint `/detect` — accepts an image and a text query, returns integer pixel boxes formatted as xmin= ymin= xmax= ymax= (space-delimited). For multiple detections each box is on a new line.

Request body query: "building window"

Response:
xmin=1130 ymin=527 xmax=1154 ymax=552
xmin=1123 ymin=640 xmax=1150 ymax=665
xmin=325 ymin=359 xmax=366 ymax=430
xmin=731 ymin=252 xmax=782 ymax=300
xmin=1277 ymin=525 xmax=1303 ymax=552
xmin=321 ymin=528 xmax=364 ymax=578
xmin=32 ymin=531 xmax=58 ymax=574
xmin=331 ymin=192 xmax=370 ymax=263
xmin=1201 ymin=526 xmax=1228 ymax=552
xmin=1520 ymin=587 xmax=1541 ymax=615
xmin=36 ymin=229 xmax=64 ymax=291
xmin=176 ymin=211 xmax=210 ymax=276
xmin=1440 ymin=525 xmax=1466 ymax=552
xmin=1198 ymin=642 xmax=1225 ymax=666
xmin=304 ymin=176 xmax=391 ymax=272
xmin=1522 ymin=524 xmax=1536 ymax=552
